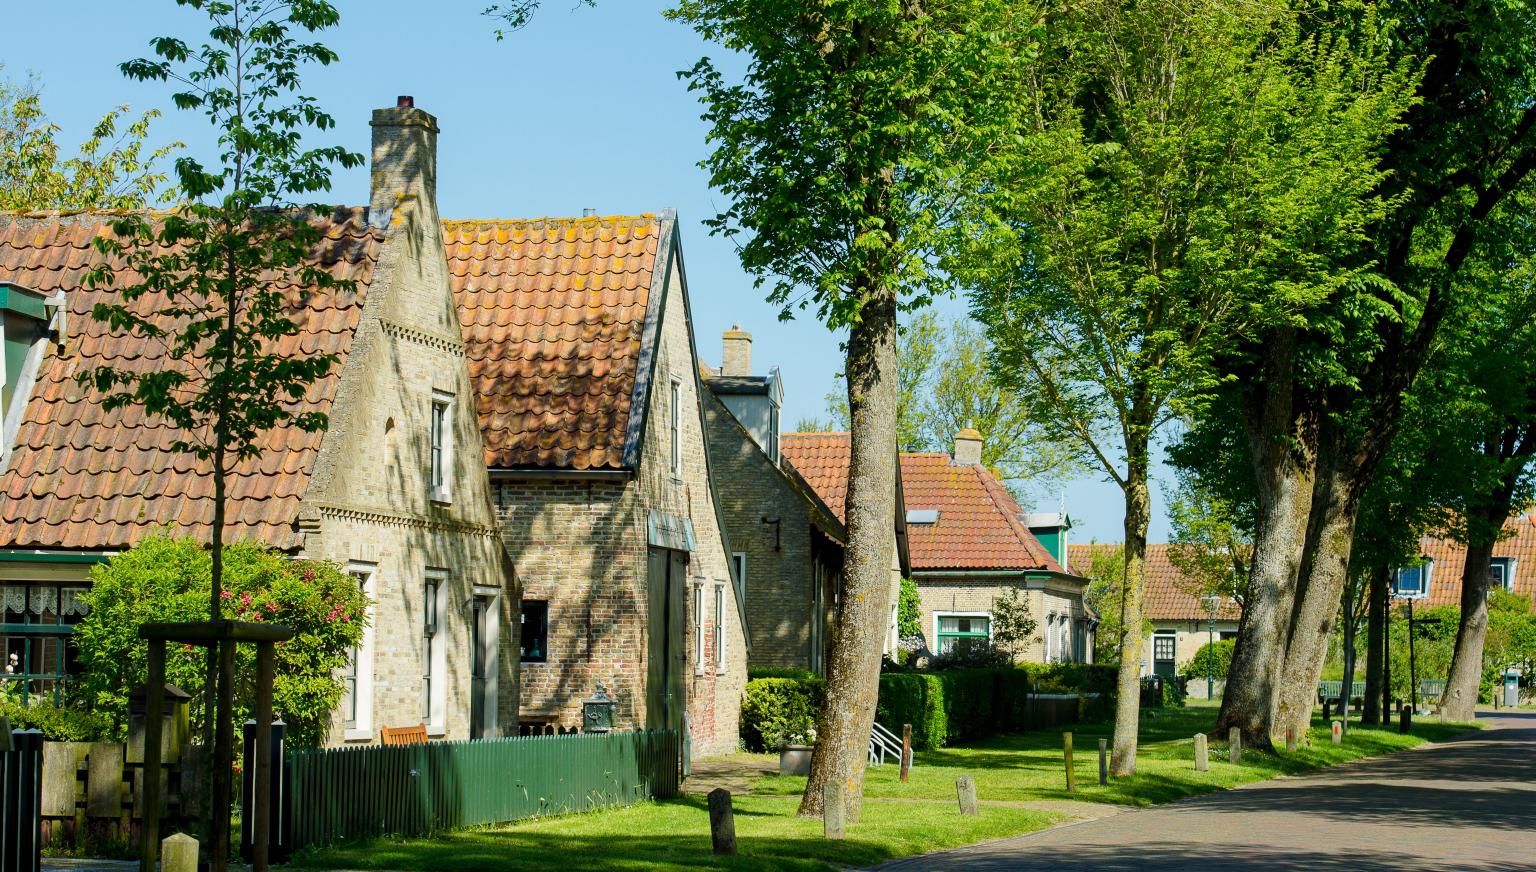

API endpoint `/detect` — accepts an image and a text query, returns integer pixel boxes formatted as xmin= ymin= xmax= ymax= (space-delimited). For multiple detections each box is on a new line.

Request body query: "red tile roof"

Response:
xmin=444 ymin=216 xmax=660 ymax=470
xmin=1412 ymin=515 xmax=1536 ymax=606
xmin=780 ymin=433 xmax=1064 ymax=573
xmin=1068 ymin=543 xmax=1243 ymax=622
xmin=0 ymin=208 xmax=379 ymax=551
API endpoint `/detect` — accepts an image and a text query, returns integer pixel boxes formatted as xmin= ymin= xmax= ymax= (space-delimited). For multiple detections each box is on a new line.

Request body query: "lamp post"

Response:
xmin=1201 ymin=594 xmax=1220 ymax=700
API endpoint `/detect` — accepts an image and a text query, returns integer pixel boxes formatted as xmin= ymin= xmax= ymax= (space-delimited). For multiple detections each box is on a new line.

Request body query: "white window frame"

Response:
xmin=429 ymin=391 xmax=454 ymax=504
xmin=471 ymin=583 xmax=502 ymax=738
xmin=1394 ymin=562 xmax=1432 ymax=599
xmin=933 ymin=611 xmax=992 ymax=655
xmin=731 ymin=552 xmax=747 ymax=598
xmin=423 ymin=570 xmax=449 ymax=735
xmin=343 ymin=562 xmax=376 ymax=741
xmin=669 ymin=378 xmax=683 ymax=478
xmin=714 ymin=584 xmax=727 ymax=672
xmin=1489 ymin=558 xmax=1516 ymax=592
xmin=693 ymin=581 xmax=705 ymax=676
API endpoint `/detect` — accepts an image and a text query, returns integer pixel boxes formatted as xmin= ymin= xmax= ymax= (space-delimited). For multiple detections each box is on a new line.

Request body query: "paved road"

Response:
xmin=877 ymin=711 xmax=1536 ymax=871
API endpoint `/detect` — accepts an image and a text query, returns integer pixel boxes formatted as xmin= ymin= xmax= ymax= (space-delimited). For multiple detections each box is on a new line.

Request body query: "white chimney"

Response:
xmin=953 ymin=426 xmax=983 ymax=467
xmin=369 ymin=96 xmax=440 ymax=228
xmin=721 ymin=323 xmax=752 ymax=377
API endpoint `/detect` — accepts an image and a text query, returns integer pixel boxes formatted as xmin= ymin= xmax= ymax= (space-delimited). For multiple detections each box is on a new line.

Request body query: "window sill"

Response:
xmin=426 ymin=724 xmax=447 ymax=738
xmin=343 ymin=728 xmax=373 ymax=742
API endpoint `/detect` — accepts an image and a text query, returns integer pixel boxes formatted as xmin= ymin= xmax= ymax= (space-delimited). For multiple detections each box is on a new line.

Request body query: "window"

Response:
xmin=1043 ymin=616 xmax=1054 ymax=661
xmin=520 ymin=600 xmax=549 ymax=663
xmin=1489 ymin=558 xmax=1516 ymax=592
xmin=0 ymin=583 xmax=89 ymax=704
xmin=1059 ymin=620 xmax=1073 ymax=664
xmin=429 ymin=392 xmax=453 ymax=503
xmin=731 ymin=552 xmax=747 ymax=596
xmin=669 ymin=379 xmax=683 ymax=477
xmin=422 ymin=573 xmax=448 ymax=729
xmin=768 ymin=405 xmax=780 ymax=463
xmin=694 ymin=583 xmax=705 ymax=675
xmin=341 ymin=565 xmax=375 ymax=735
xmin=936 ymin=614 xmax=990 ymax=655
xmin=1152 ymin=632 xmax=1176 ymax=678
xmin=1394 ymin=562 xmax=1432 ymax=598
xmin=714 ymin=585 xmax=726 ymax=671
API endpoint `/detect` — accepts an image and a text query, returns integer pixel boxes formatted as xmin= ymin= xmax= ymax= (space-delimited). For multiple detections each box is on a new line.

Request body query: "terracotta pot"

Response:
xmin=778 ymin=744 xmax=814 ymax=777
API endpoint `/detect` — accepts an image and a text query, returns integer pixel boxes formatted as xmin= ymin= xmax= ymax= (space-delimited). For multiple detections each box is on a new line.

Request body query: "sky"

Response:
xmin=2 ymin=0 xmax=1172 ymax=543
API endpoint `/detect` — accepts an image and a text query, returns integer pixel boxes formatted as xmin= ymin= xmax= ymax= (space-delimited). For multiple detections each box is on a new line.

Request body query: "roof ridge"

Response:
xmin=973 ymin=465 xmax=1060 ymax=572
xmin=442 ymin=215 xmax=657 ymax=228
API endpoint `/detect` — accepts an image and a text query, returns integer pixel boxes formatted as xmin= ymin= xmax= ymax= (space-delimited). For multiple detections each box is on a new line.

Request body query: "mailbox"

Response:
xmin=583 ymin=685 xmax=616 ymax=733
xmin=1505 ymin=670 xmax=1521 ymax=708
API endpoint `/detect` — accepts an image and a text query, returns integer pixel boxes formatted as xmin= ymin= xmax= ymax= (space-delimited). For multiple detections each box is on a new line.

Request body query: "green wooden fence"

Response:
xmin=287 ymin=730 xmax=680 ymax=849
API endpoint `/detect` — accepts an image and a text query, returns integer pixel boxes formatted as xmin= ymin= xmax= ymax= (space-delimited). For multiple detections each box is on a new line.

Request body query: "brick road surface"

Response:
xmin=874 ymin=711 xmax=1536 ymax=871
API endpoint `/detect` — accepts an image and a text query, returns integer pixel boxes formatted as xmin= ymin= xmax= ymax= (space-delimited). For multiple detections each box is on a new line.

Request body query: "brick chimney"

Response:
xmin=953 ymin=425 xmax=983 ymax=467
xmin=369 ymin=96 xmax=440 ymax=227
xmin=721 ymin=323 xmax=752 ymax=376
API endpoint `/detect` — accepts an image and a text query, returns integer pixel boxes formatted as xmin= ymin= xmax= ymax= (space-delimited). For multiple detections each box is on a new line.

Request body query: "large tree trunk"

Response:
xmin=1441 ymin=535 xmax=1494 ymax=721
xmin=1110 ymin=468 xmax=1150 ymax=777
xmin=1218 ymin=332 xmax=1317 ymax=749
xmin=1362 ymin=563 xmax=1388 ymax=725
xmin=1274 ymin=459 xmax=1361 ymax=741
xmin=1337 ymin=578 xmax=1360 ymax=728
xmin=798 ymin=288 xmax=900 ymax=822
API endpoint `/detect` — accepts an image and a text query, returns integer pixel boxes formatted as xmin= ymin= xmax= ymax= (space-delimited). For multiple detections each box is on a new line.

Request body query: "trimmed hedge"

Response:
xmin=0 ymin=699 xmax=111 ymax=742
xmin=740 ymin=676 xmax=825 ymax=751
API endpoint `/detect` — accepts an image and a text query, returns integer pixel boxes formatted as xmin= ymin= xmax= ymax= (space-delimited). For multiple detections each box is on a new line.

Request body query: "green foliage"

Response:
xmin=896 ymin=577 xmax=923 ymax=639
xmin=71 ymin=534 xmax=368 ymax=749
xmin=990 ymin=587 xmax=1037 ymax=663
xmin=1185 ymin=640 xmax=1236 ymax=682
xmin=875 ymin=673 xmax=946 ymax=751
xmin=747 ymin=666 xmax=819 ymax=681
xmin=741 ymin=677 xmax=825 ymax=750
xmin=0 ymin=69 xmax=176 ymax=211
xmin=1018 ymin=662 xmax=1119 ymax=698
xmin=0 ymin=698 xmax=112 ymax=742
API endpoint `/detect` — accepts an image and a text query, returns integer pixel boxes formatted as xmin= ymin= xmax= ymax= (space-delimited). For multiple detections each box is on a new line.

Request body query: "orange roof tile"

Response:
xmin=1068 ymin=542 xmax=1254 ymax=622
xmin=444 ymin=216 xmax=660 ymax=470
xmin=0 ymin=208 xmax=379 ymax=551
xmin=781 ymin=433 xmax=1063 ymax=573
xmin=1410 ymin=515 xmax=1536 ymax=606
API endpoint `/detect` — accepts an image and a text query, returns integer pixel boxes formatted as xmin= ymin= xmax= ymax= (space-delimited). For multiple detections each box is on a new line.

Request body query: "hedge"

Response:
xmin=740 ymin=676 xmax=825 ymax=751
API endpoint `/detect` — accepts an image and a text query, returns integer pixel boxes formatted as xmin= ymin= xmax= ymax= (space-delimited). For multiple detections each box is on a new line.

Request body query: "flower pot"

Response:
xmin=779 ymin=744 xmax=814 ymax=777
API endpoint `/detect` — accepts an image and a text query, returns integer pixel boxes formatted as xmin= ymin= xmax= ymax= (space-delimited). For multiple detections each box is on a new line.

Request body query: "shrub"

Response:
xmin=0 ymin=699 xmax=111 ymax=742
xmin=928 ymin=641 xmax=1013 ymax=671
xmin=1021 ymin=662 xmax=1118 ymax=697
xmin=747 ymin=666 xmax=819 ymax=681
xmin=896 ymin=577 xmax=923 ymax=638
xmin=877 ymin=673 xmax=945 ymax=750
xmin=740 ymin=677 xmax=824 ymax=750
xmin=1184 ymin=639 xmax=1235 ymax=681
xmin=72 ymin=534 xmax=368 ymax=749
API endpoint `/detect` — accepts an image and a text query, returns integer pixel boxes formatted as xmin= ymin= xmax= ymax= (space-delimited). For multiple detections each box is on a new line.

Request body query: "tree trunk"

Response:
xmin=1274 ymin=460 xmax=1361 ymax=741
xmin=1217 ymin=332 xmax=1317 ymax=749
xmin=1441 ymin=535 xmax=1493 ymax=721
xmin=1362 ymin=564 xmax=1388 ymax=725
xmin=1337 ymin=579 xmax=1359 ymax=729
xmin=1110 ymin=470 xmax=1150 ymax=777
xmin=798 ymin=288 xmax=900 ymax=822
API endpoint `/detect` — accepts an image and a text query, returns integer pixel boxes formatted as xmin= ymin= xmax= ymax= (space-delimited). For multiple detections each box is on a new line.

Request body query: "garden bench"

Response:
xmin=380 ymin=724 xmax=429 ymax=746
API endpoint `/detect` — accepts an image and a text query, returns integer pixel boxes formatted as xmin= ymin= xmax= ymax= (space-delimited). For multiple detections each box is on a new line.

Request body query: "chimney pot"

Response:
xmin=397 ymin=95 xmax=414 ymax=108
xmin=583 ymin=208 xmax=597 ymax=217
xmin=721 ymin=323 xmax=752 ymax=377
xmin=953 ymin=426 xmax=983 ymax=467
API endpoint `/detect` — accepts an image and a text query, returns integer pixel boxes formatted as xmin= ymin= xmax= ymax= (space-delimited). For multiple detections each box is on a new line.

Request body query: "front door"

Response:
xmin=646 ymin=548 xmax=688 ymax=731
xmin=469 ymin=596 xmax=491 ymax=739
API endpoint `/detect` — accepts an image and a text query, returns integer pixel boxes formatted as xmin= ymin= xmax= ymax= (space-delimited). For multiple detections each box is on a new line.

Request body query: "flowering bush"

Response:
xmin=71 ymin=534 xmax=368 ymax=749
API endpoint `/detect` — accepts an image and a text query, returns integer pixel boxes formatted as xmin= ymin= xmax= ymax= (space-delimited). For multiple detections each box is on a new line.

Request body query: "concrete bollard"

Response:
xmin=161 ymin=833 xmax=199 ymax=872
xmin=1286 ymin=726 xmax=1297 ymax=753
xmin=956 ymin=776 xmax=978 ymax=816
xmin=1098 ymin=737 xmax=1108 ymax=786
xmin=822 ymin=782 xmax=845 ymax=841
xmin=1194 ymin=732 xmax=1208 ymax=772
xmin=1228 ymin=727 xmax=1242 ymax=765
xmin=708 ymin=788 xmax=738 ymax=856
xmin=1331 ymin=720 xmax=1342 ymax=745
xmin=1063 ymin=732 xmax=1075 ymax=793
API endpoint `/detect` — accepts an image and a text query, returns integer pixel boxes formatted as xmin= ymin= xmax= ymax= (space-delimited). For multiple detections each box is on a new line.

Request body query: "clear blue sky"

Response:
xmin=2 ymin=0 xmax=1171 ymax=543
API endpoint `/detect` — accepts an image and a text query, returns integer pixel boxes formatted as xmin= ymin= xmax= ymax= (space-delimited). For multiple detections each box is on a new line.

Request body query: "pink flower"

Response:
xmin=240 ymin=592 xmax=253 ymax=606
xmin=264 ymin=602 xmax=280 ymax=613
xmin=220 ymin=590 xmax=234 ymax=599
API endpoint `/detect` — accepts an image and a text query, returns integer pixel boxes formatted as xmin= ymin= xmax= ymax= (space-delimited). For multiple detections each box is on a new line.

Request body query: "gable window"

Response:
xmin=429 ymin=392 xmax=453 ymax=503
xmin=422 ymin=572 xmax=448 ymax=730
xmin=1152 ymin=631 xmax=1176 ymax=678
xmin=1489 ymin=558 xmax=1516 ymax=592
xmin=731 ymin=552 xmax=747 ymax=597
xmin=714 ymin=584 xmax=726 ymax=671
xmin=520 ymin=600 xmax=549 ymax=663
xmin=341 ymin=564 xmax=375 ymax=737
xmin=936 ymin=613 xmax=990 ymax=655
xmin=1394 ymin=562 xmax=1432 ymax=599
xmin=669 ymin=378 xmax=683 ymax=477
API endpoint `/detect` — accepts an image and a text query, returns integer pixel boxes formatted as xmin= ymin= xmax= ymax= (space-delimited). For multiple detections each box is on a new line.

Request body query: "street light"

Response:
xmin=1201 ymin=594 xmax=1221 ymax=701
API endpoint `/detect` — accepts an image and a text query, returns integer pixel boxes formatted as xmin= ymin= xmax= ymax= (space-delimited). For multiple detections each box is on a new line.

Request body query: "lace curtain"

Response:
xmin=0 ymin=584 xmax=91 ymax=619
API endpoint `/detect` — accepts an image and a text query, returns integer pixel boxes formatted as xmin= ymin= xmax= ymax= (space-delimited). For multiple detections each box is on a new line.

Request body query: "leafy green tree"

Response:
xmin=1185 ymin=640 xmax=1236 ymax=682
xmin=820 ymin=312 xmax=941 ymax=452
xmin=72 ymin=535 xmax=367 ymax=750
xmin=78 ymin=1 xmax=361 ymax=862
xmin=990 ymin=587 xmax=1038 ymax=663
xmin=0 ymin=70 xmax=175 ymax=210
xmin=895 ymin=577 xmax=923 ymax=639
xmin=971 ymin=0 xmax=1414 ymax=768
xmin=670 ymin=0 xmax=1036 ymax=819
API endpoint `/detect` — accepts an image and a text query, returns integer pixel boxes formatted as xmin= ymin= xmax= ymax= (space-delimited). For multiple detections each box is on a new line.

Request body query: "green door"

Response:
xmin=646 ymin=548 xmax=688 ymax=731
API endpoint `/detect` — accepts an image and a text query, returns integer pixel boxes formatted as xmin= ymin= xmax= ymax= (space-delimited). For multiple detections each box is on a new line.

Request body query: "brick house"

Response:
xmin=0 ymin=100 xmax=518 ymax=745
xmin=700 ymin=328 xmax=850 ymax=672
xmin=448 ymin=210 xmax=749 ymax=757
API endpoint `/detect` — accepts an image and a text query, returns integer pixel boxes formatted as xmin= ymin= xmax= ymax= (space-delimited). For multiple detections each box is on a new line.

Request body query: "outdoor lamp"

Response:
xmin=583 ymin=685 xmax=616 ymax=733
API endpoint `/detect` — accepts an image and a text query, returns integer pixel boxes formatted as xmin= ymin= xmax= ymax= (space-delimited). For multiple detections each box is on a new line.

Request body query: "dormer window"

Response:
xmin=906 ymin=509 xmax=939 ymax=525
xmin=1 ymin=282 xmax=56 ymax=427
xmin=1489 ymin=558 xmax=1516 ymax=592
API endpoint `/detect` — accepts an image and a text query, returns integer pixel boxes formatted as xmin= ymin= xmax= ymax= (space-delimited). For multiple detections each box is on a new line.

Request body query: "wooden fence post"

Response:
xmin=956 ymin=776 xmax=978 ymax=816
xmin=140 ymin=639 xmax=165 ymax=872
xmin=253 ymin=641 xmax=275 ymax=872
xmin=822 ymin=782 xmax=845 ymax=840
xmin=1063 ymin=732 xmax=1075 ymax=793
xmin=707 ymin=788 xmax=737 ymax=855
xmin=1228 ymin=727 xmax=1242 ymax=765
xmin=1193 ymin=733 xmax=1208 ymax=772
xmin=1097 ymin=738 xmax=1107 ymax=786
xmin=900 ymin=725 xmax=912 ymax=783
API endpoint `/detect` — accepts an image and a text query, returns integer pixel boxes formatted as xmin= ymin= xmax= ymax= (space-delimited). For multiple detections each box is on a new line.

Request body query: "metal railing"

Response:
xmin=869 ymin=721 xmax=909 ymax=768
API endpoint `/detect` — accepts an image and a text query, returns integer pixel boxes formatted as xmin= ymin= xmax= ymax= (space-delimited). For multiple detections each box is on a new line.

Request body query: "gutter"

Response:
xmin=487 ymin=467 xmax=634 ymax=482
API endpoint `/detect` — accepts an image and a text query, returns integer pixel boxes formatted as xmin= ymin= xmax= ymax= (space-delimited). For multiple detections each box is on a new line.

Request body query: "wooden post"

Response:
xmin=1331 ymin=720 xmax=1342 ymax=745
xmin=1322 ymin=699 xmax=1331 ymax=723
xmin=955 ymin=776 xmax=978 ymax=816
xmin=1063 ymin=732 xmax=1075 ymax=793
xmin=140 ymin=639 xmax=166 ymax=872
xmin=160 ymin=833 xmax=199 ymax=872
xmin=212 ymin=636 xmax=237 ymax=872
xmin=1193 ymin=733 xmax=1207 ymax=772
xmin=1286 ymin=726 xmax=1297 ymax=753
xmin=1227 ymin=727 xmax=1242 ymax=765
xmin=900 ymin=724 xmax=912 ymax=783
xmin=707 ymin=788 xmax=737 ymax=855
xmin=1399 ymin=704 xmax=1411 ymax=734
xmin=253 ymin=641 xmax=275 ymax=872
xmin=1097 ymin=738 xmax=1107 ymax=786
xmin=822 ymin=782 xmax=845 ymax=840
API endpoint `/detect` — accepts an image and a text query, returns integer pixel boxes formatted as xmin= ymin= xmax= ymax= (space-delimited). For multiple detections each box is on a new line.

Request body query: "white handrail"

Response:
xmin=868 ymin=721 xmax=910 ymax=768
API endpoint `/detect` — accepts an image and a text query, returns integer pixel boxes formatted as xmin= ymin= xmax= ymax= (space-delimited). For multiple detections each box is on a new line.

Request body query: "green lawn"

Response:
xmin=293 ymin=702 xmax=1475 ymax=872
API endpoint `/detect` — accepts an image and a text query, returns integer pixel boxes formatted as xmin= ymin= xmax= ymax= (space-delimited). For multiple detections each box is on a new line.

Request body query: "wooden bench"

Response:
xmin=380 ymin=724 xmax=429 ymax=746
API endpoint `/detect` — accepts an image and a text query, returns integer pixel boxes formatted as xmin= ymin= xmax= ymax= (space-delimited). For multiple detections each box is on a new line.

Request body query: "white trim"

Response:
xmin=429 ymin=391 xmax=454 ymax=504
xmin=472 ymin=586 xmax=501 ymax=738
xmin=933 ymin=611 xmax=993 ymax=654
xmin=343 ymin=561 xmax=377 ymax=738
xmin=1394 ymin=561 xmax=1433 ymax=599
xmin=669 ymin=377 xmax=684 ymax=478
xmin=423 ymin=569 xmax=449 ymax=731
xmin=693 ymin=581 xmax=705 ymax=676
xmin=714 ymin=583 xmax=727 ymax=673
xmin=731 ymin=552 xmax=747 ymax=599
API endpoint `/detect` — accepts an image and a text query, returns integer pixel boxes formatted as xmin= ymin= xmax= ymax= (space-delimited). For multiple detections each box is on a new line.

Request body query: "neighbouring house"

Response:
xmin=1389 ymin=514 xmax=1536 ymax=605
xmin=700 ymin=327 xmax=847 ymax=672
xmin=901 ymin=430 xmax=1094 ymax=663
xmin=1069 ymin=542 xmax=1241 ymax=681
xmin=449 ymin=208 xmax=749 ymax=757
xmin=0 ymin=99 xmax=518 ymax=745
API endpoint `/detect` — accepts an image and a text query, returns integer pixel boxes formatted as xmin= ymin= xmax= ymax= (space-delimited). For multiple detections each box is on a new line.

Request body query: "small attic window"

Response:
xmin=907 ymin=509 xmax=940 ymax=525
